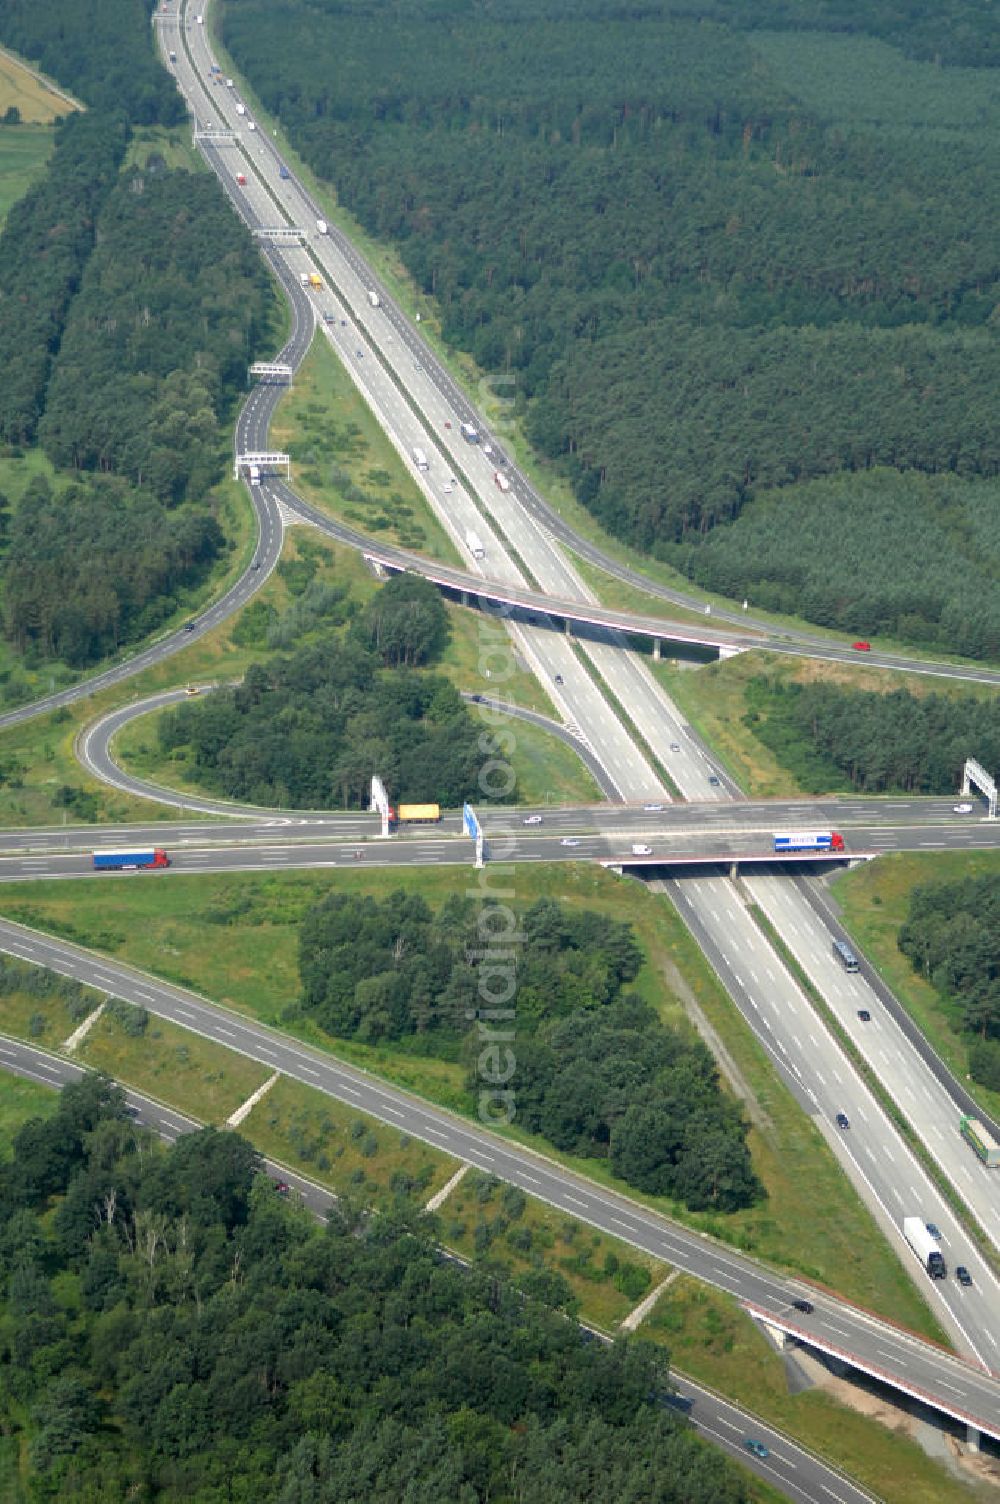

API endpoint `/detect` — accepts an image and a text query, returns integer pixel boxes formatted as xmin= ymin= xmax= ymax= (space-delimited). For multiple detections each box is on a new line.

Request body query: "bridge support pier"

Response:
xmin=730 ymin=862 xmax=739 ymax=881
xmin=967 ymin=1425 xmax=981 ymax=1453
xmin=461 ymin=590 xmax=469 ymax=607
xmin=761 ymin=1321 xmax=789 ymax=1351
xmin=564 ymin=619 xmax=572 ymax=637
xmin=653 ymin=637 xmax=661 ymax=661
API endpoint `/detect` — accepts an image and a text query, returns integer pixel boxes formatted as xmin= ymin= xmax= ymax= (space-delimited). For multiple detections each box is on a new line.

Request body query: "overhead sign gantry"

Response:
xmin=233 ymin=452 xmax=290 ymax=481
xmin=962 ymin=758 xmax=997 ymax=820
xmin=248 ymin=362 xmax=294 ymax=386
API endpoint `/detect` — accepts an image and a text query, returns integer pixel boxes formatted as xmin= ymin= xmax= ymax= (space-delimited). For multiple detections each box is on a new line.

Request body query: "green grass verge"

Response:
xmin=122 ymin=125 xmax=204 ymax=174
xmin=569 ymin=550 xmax=756 ymax=634
xmin=0 ymin=864 xmax=944 ymax=1335
xmin=0 ymin=986 xmax=458 ymax=1216
xmin=440 ymin=1168 xmax=666 ymax=1331
xmin=833 ymin=851 xmax=1000 ymax=1127
xmin=0 ymin=987 xmax=97 ymax=1046
xmin=645 ymin=1278 xmax=993 ymax=1504
xmin=0 ymin=1071 xmax=58 ymax=1157
xmin=244 ymin=1074 xmax=457 ymax=1206
xmin=78 ymin=1007 xmax=271 ymax=1126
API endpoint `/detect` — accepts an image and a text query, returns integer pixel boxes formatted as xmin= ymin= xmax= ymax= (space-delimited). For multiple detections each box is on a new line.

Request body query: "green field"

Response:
xmin=834 ymin=851 xmax=1000 ymax=1126
xmin=646 ymin=1277 xmax=993 ymax=1504
xmin=0 ymin=864 xmax=944 ymax=1336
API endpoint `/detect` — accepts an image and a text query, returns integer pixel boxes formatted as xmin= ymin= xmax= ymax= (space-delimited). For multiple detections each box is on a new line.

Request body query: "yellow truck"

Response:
xmin=308 ymin=272 xmax=323 ymax=289
xmin=392 ymin=803 xmax=441 ymax=824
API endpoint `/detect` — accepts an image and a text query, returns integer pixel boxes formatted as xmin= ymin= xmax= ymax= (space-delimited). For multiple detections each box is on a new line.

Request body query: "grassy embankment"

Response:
xmin=834 ymin=850 xmax=1000 ymax=1126
xmin=647 ymin=1277 xmax=995 ymax=1504
xmin=0 ymin=862 xmax=946 ymax=1341
xmin=270 ymin=328 xmax=460 ymax=563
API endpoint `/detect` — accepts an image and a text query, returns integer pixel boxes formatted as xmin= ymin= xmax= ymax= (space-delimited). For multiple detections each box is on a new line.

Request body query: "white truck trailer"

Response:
xmin=902 ymin=1217 xmax=946 ymax=1278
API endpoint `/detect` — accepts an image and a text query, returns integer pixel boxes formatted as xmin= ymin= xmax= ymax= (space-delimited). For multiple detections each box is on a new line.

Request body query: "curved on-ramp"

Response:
xmin=77 ymin=687 xmax=623 ymax=816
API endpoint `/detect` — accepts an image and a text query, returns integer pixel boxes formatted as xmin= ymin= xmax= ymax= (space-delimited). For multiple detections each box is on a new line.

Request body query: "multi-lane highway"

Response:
xmin=159 ymin=29 xmax=1000 ymax=1384
xmin=170 ymin=1 xmax=1000 ymax=697
xmin=0 ymin=4 xmax=993 ymax=1497
xmin=0 ymin=920 xmax=998 ymax=1452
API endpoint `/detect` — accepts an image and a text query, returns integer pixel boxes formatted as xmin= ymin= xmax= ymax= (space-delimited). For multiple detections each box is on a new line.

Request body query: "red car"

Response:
xmin=852 ymin=640 xmax=871 ymax=651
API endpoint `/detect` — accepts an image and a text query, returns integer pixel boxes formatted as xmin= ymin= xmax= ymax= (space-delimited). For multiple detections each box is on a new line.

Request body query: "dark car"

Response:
xmin=857 ymin=1009 xmax=871 ymax=1022
xmin=925 ymin=1221 xmax=941 ymax=1239
xmin=183 ymin=622 xmax=196 ymax=632
xmin=663 ymin=1392 xmax=693 ymax=1415
xmin=708 ymin=775 xmax=721 ymax=786
xmin=743 ymin=1439 xmax=769 ymax=1459
xmin=272 ymin=1180 xmax=290 ymax=1196
xmin=554 ymin=674 xmax=564 ymax=685
xmin=956 ymin=1265 xmax=972 ymax=1287
xmin=251 ymin=561 xmax=260 ymax=570
xmin=279 ymin=165 xmax=290 ymax=179
xmin=835 ymin=1112 xmax=850 ymax=1129
xmin=791 ymin=1298 xmax=813 ymax=1314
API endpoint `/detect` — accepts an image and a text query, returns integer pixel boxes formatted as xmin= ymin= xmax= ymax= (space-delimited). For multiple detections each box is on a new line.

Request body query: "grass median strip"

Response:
xmin=438 ymin=1168 xmax=666 ymax=1332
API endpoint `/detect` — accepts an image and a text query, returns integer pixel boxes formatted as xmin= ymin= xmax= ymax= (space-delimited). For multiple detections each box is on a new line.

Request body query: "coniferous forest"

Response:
xmin=225 ymin=0 xmax=1000 ymax=656
xmin=0 ymin=0 xmax=275 ymax=681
